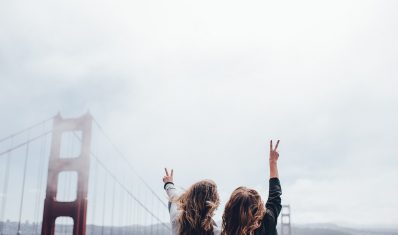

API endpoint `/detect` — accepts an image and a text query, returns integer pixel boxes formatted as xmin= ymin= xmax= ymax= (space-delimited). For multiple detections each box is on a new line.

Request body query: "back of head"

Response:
xmin=222 ymin=187 xmax=265 ymax=235
xmin=177 ymin=179 xmax=220 ymax=235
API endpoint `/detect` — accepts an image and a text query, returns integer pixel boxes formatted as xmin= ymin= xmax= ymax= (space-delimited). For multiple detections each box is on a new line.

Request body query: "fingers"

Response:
xmin=162 ymin=168 xmax=174 ymax=183
xmin=275 ymin=140 xmax=280 ymax=151
xmin=270 ymin=139 xmax=280 ymax=151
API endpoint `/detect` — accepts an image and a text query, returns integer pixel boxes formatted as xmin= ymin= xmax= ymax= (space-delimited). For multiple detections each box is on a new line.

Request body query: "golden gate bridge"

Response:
xmin=0 ymin=113 xmax=291 ymax=235
xmin=0 ymin=113 xmax=171 ymax=235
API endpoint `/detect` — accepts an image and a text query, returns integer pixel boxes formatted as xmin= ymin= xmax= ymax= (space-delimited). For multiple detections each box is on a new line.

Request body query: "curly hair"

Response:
xmin=176 ymin=179 xmax=220 ymax=235
xmin=222 ymin=187 xmax=266 ymax=235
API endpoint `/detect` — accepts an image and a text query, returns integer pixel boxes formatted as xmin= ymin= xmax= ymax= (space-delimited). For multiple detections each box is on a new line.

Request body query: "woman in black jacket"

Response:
xmin=222 ymin=140 xmax=282 ymax=235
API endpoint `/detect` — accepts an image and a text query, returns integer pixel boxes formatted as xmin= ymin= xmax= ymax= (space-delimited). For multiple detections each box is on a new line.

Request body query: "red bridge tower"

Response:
xmin=41 ymin=113 xmax=92 ymax=235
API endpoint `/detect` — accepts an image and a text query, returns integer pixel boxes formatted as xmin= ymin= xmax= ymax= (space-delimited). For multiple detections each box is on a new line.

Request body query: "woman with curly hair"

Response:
xmin=163 ymin=168 xmax=221 ymax=235
xmin=222 ymin=140 xmax=282 ymax=235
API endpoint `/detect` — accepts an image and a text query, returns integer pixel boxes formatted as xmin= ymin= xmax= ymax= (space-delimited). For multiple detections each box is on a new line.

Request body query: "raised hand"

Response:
xmin=163 ymin=168 xmax=174 ymax=184
xmin=269 ymin=140 xmax=280 ymax=178
xmin=269 ymin=140 xmax=280 ymax=163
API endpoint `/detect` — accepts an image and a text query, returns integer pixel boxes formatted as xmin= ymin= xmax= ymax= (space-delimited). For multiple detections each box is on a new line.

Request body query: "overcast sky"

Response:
xmin=1 ymin=0 xmax=398 ymax=228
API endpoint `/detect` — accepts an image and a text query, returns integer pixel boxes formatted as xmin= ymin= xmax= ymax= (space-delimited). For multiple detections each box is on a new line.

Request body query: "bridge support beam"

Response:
xmin=41 ymin=113 xmax=92 ymax=235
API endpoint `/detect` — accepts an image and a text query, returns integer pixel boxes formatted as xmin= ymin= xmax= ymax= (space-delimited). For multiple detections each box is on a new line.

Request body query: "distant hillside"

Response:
xmin=293 ymin=227 xmax=351 ymax=235
xmin=1 ymin=221 xmax=397 ymax=235
xmin=292 ymin=224 xmax=398 ymax=235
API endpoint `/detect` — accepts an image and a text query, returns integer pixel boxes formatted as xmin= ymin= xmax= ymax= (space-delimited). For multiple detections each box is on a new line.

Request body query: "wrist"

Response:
xmin=269 ymin=160 xmax=278 ymax=165
xmin=164 ymin=181 xmax=174 ymax=189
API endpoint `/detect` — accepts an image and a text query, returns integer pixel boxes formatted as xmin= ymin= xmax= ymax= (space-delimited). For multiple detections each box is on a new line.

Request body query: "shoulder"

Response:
xmin=255 ymin=211 xmax=278 ymax=235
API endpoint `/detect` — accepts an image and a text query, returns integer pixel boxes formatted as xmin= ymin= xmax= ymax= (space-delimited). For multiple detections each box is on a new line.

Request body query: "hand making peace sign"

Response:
xmin=163 ymin=168 xmax=174 ymax=184
xmin=269 ymin=140 xmax=280 ymax=163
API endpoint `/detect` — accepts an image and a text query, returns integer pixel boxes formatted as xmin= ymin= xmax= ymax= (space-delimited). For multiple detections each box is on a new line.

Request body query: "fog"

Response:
xmin=1 ymin=0 xmax=398 ymax=228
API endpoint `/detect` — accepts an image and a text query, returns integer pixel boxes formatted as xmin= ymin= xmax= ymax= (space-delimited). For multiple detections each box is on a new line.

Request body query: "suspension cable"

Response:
xmin=90 ymin=161 xmax=98 ymax=235
xmin=101 ymin=172 xmax=107 ymax=235
xmin=0 ymin=116 xmax=53 ymax=144
xmin=16 ymin=136 xmax=30 ymax=235
xmin=0 ymin=131 xmax=52 ymax=157
xmin=92 ymin=153 xmax=171 ymax=230
xmin=72 ymin=120 xmax=172 ymax=231
xmin=92 ymin=118 xmax=167 ymax=208
xmin=33 ymin=123 xmax=47 ymax=235
xmin=0 ymin=138 xmax=12 ymax=235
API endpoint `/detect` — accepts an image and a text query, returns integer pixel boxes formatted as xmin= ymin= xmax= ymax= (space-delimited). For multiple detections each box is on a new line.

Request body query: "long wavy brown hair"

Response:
xmin=222 ymin=187 xmax=266 ymax=235
xmin=176 ymin=179 xmax=220 ymax=235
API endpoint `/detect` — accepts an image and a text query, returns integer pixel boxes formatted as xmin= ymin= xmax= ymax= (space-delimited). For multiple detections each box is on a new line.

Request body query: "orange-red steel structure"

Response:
xmin=41 ymin=113 xmax=92 ymax=235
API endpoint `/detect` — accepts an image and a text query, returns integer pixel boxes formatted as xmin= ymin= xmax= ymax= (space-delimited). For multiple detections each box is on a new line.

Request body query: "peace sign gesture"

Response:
xmin=269 ymin=140 xmax=280 ymax=163
xmin=163 ymin=168 xmax=174 ymax=184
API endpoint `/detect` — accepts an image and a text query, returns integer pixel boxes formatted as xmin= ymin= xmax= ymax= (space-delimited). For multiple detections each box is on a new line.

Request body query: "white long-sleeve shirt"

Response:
xmin=164 ymin=183 xmax=221 ymax=235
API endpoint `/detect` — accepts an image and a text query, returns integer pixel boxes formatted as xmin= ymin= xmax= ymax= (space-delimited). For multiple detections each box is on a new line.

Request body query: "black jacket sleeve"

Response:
xmin=265 ymin=177 xmax=282 ymax=223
